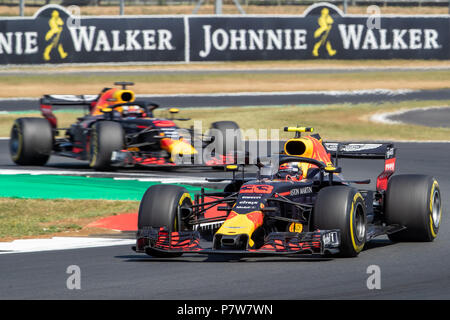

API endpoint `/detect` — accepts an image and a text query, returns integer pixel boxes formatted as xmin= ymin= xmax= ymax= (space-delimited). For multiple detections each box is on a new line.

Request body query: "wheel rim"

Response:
xmin=10 ymin=125 xmax=20 ymax=156
xmin=432 ymin=189 xmax=441 ymax=229
xmin=88 ymin=133 xmax=97 ymax=167
xmin=354 ymin=203 xmax=366 ymax=243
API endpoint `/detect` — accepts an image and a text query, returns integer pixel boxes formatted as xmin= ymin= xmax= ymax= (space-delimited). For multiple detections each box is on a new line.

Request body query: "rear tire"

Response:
xmin=209 ymin=121 xmax=244 ymax=156
xmin=314 ymin=186 xmax=367 ymax=257
xmin=89 ymin=121 xmax=124 ymax=171
xmin=138 ymin=185 xmax=192 ymax=257
xmin=385 ymin=175 xmax=441 ymax=242
xmin=10 ymin=118 xmax=53 ymax=166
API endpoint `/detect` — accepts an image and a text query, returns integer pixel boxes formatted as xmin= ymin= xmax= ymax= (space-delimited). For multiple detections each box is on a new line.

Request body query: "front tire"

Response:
xmin=89 ymin=121 xmax=124 ymax=171
xmin=209 ymin=121 xmax=244 ymax=156
xmin=314 ymin=186 xmax=367 ymax=257
xmin=385 ymin=175 xmax=442 ymax=242
xmin=138 ymin=185 xmax=192 ymax=257
xmin=10 ymin=118 xmax=53 ymax=166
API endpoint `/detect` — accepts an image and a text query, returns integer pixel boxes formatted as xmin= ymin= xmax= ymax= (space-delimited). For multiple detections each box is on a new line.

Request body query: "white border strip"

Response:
xmin=0 ymin=88 xmax=418 ymax=102
xmin=370 ymin=106 xmax=450 ymax=125
xmin=0 ymin=168 xmax=203 ymax=179
xmin=0 ymin=237 xmax=135 ymax=254
xmin=137 ymin=89 xmax=415 ymax=98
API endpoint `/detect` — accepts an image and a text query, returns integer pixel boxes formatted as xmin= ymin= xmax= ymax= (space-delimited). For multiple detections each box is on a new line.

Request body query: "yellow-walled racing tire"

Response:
xmin=89 ymin=121 xmax=124 ymax=171
xmin=385 ymin=175 xmax=442 ymax=242
xmin=9 ymin=118 xmax=53 ymax=166
xmin=138 ymin=185 xmax=193 ymax=258
xmin=314 ymin=186 xmax=367 ymax=257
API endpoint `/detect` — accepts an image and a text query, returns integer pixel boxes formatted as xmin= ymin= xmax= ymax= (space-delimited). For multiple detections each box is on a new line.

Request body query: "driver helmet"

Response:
xmin=277 ymin=162 xmax=303 ymax=181
xmin=120 ymin=105 xmax=143 ymax=118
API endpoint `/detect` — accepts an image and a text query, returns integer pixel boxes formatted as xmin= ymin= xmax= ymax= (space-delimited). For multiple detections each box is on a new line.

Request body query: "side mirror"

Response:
xmin=225 ymin=165 xmax=238 ymax=171
xmin=324 ymin=166 xmax=342 ymax=174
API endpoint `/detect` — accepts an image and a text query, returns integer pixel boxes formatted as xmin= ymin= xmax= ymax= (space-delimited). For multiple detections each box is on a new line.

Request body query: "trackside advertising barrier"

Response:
xmin=0 ymin=2 xmax=448 ymax=65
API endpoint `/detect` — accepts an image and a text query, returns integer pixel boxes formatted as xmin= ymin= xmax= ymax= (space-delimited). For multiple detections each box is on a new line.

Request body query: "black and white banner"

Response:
xmin=0 ymin=6 xmax=185 ymax=64
xmin=0 ymin=2 xmax=448 ymax=65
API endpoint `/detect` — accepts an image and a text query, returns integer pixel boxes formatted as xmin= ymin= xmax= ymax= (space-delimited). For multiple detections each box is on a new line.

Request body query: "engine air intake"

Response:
xmin=284 ymin=139 xmax=308 ymax=156
xmin=113 ymin=89 xmax=135 ymax=103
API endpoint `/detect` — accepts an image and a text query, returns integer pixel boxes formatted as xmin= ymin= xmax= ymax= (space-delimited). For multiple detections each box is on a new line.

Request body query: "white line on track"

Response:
xmin=0 ymin=88 xmax=416 ymax=102
xmin=136 ymin=89 xmax=416 ymax=98
xmin=370 ymin=105 xmax=450 ymax=125
xmin=0 ymin=168 xmax=227 ymax=184
xmin=0 ymin=237 xmax=135 ymax=254
xmin=112 ymin=177 xmax=215 ymax=184
xmin=0 ymin=168 xmax=205 ymax=178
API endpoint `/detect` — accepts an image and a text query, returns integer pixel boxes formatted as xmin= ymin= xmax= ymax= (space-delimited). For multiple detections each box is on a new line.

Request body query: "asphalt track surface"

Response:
xmin=389 ymin=107 xmax=450 ymax=128
xmin=0 ymin=141 xmax=449 ymax=299
xmin=1 ymin=88 xmax=450 ymax=110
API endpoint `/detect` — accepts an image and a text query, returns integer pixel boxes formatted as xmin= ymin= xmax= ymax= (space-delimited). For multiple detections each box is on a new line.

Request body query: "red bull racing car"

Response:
xmin=134 ymin=126 xmax=442 ymax=258
xmin=9 ymin=82 xmax=242 ymax=170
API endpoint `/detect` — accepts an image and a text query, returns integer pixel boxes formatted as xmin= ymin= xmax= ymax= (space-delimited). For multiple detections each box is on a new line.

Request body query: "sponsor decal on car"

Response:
xmin=240 ymin=185 xmax=274 ymax=194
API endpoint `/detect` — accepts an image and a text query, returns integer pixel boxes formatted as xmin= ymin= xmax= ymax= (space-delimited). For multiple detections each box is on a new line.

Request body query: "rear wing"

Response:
xmin=324 ymin=142 xmax=395 ymax=160
xmin=39 ymin=95 xmax=100 ymax=129
xmin=323 ymin=142 xmax=396 ymax=192
xmin=40 ymin=94 xmax=99 ymax=106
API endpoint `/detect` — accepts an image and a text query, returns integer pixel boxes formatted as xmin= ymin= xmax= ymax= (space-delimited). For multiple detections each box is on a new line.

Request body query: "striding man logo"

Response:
xmin=43 ymin=10 xmax=68 ymax=61
xmin=312 ymin=8 xmax=337 ymax=57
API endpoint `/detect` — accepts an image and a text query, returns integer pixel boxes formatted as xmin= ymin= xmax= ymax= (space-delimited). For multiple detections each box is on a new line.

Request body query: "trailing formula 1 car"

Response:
xmin=9 ymin=82 xmax=243 ymax=170
xmin=134 ymin=126 xmax=442 ymax=258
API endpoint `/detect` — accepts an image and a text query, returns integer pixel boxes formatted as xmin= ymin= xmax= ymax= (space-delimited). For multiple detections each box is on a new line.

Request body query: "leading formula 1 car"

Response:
xmin=10 ymin=82 xmax=243 ymax=170
xmin=134 ymin=126 xmax=442 ymax=258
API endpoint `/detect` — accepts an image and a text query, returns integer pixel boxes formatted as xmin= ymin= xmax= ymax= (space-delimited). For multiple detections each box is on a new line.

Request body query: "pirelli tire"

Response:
xmin=89 ymin=121 xmax=124 ymax=171
xmin=209 ymin=121 xmax=244 ymax=156
xmin=314 ymin=186 xmax=367 ymax=258
xmin=138 ymin=185 xmax=193 ymax=258
xmin=9 ymin=117 xmax=53 ymax=166
xmin=385 ymin=174 xmax=442 ymax=242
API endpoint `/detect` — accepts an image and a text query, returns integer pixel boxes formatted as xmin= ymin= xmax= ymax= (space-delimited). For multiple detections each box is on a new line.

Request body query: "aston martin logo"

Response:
xmin=312 ymin=8 xmax=337 ymax=57
xmin=43 ymin=10 xmax=68 ymax=61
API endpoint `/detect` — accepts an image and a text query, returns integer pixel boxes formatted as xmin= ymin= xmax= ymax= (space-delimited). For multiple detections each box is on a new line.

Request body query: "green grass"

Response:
xmin=176 ymin=100 xmax=450 ymax=141
xmin=0 ymin=70 xmax=448 ymax=98
xmin=1 ymin=70 xmax=449 ymax=86
xmin=0 ymin=198 xmax=139 ymax=240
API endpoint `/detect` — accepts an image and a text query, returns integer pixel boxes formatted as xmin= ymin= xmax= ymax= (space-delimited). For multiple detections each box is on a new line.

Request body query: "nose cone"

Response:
xmin=215 ymin=211 xmax=264 ymax=249
xmin=160 ymin=138 xmax=197 ymax=160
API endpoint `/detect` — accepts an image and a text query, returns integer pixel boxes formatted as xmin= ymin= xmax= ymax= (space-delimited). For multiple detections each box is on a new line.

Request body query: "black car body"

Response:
xmin=9 ymin=82 xmax=241 ymax=170
xmin=134 ymin=127 xmax=442 ymax=258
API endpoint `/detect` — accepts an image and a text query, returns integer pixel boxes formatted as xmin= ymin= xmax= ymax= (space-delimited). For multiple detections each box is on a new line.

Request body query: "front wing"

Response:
xmin=134 ymin=227 xmax=341 ymax=257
